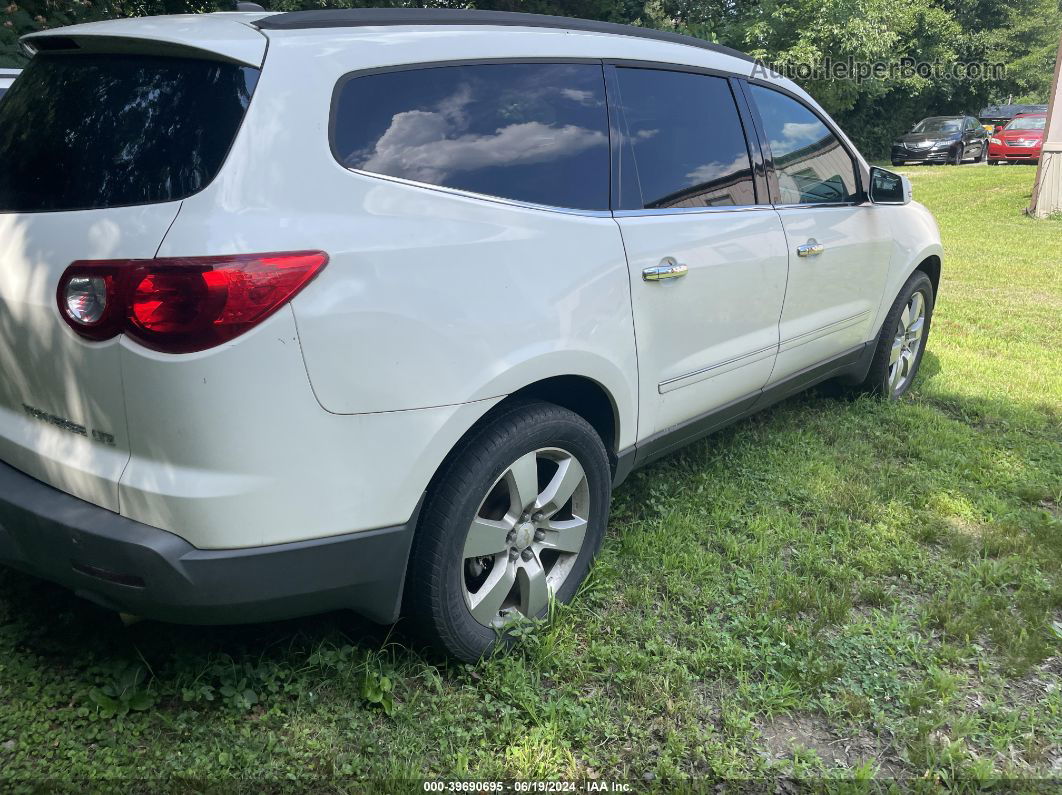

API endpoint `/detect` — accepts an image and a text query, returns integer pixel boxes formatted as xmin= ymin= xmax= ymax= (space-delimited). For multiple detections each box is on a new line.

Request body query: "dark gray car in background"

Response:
xmin=891 ymin=115 xmax=988 ymax=166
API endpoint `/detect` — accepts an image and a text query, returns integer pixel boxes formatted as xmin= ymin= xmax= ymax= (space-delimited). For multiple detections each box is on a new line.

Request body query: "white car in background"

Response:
xmin=0 ymin=9 xmax=942 ymax=661
xmin=0 ymin=68 xmax=19 ymax=100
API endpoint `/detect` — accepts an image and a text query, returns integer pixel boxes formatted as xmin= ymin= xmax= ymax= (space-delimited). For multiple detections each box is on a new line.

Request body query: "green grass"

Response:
xmin=2 ymin=165 xmax=1060 ymax=785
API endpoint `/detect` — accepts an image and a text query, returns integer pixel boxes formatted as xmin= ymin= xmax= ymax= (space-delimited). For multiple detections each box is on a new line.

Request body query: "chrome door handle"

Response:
xmin=642 ymin=258 xmax=688 ymax=281
xmin=796 ymin=239 xmax=824 ymax=257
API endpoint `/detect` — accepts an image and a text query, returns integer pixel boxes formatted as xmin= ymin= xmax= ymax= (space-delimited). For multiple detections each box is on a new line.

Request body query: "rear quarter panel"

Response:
xmin=157 ymin=27 xmax=654 ymax=450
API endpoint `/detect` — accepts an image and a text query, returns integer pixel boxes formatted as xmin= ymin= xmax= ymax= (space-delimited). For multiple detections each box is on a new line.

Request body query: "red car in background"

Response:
xmin=988 ymin=113 xmax=1046 ymax=164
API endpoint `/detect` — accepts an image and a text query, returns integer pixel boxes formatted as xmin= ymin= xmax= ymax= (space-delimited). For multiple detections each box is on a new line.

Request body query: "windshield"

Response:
xmin=912 ymin=119 xmax=961 ymax=134
xmin=0 ymin=53 xmax=259 ymax=213
xmin=1005 ymin=116 xmax=1046 ymax=131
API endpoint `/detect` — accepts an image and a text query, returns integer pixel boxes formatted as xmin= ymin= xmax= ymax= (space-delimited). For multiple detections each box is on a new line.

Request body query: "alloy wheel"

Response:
xmin=888 ymin=290 xmax=926 ymax=393
xmin=461 ymin=447 xmax=589 ymax=628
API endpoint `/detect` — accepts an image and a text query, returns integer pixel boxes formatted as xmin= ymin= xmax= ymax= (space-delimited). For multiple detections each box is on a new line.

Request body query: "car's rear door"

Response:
xmin=610 ymin=66 xmax=788 ymax=456
xmin=743 ymin=82 xmax=893 ymax=385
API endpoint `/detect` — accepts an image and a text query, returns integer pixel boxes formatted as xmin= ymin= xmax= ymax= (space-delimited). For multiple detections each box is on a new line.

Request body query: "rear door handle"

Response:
xmin=796 ymin=239 xmax=824 ymax=258
xmin=642 ymin=257 xmax=688 ymax=281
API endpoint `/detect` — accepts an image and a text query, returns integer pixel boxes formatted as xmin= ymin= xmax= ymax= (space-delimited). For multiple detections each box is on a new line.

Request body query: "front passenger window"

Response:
xmin=749 ymin=84 xmax=858 ymax=205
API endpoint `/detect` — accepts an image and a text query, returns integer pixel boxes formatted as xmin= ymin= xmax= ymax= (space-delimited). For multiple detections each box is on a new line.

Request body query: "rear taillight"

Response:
xmin=57 ymin=251 xmax=328 ymax=353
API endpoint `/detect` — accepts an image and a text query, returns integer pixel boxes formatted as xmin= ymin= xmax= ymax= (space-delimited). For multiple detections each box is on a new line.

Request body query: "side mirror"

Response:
xmin=994 ymin=125 xmax=1003 ymax=134
xmin=869 ymin=166 xmax=911 ymax=205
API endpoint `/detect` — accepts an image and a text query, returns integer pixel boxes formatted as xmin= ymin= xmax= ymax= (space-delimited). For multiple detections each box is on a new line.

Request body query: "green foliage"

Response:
xmin=361 ymin=667 xmax=395 ymax=715
xmin=658 ymin=0 xmax=1060 ymax=157
xmin=87 ymin=661 xmax=155 ymax=718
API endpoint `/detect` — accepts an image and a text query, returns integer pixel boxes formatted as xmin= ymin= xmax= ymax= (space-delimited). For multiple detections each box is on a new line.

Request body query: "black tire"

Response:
xmin=891 ymin=160 xmax=904 ymax=167
xmin=405 ymin=400 xmax=611 ymax=662
xmin=949 ymin=145 xmax=963 ymax=165
xmin=974 ymin=144 xmax=985 ymax=163
xmin=851 ymin=271 xmax=935 ymax=399
xmin=988 ymin=159 xmax=1000 ymax=166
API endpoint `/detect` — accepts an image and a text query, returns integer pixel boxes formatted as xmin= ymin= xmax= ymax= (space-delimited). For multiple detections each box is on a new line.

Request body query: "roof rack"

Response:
xmin=252 ymin=8 xmax=754 ymax=64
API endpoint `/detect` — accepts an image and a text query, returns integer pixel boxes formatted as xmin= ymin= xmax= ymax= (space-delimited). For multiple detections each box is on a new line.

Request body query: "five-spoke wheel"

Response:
xmin=887 ymin=290 xmax=926 ymax=393
xmin=463 ymin=448 xmax=589 ymax=627
xmin=850 ymin=269 xmax=934 ymax=399
xmin=406 ymin=400 xmax=610 ymax=662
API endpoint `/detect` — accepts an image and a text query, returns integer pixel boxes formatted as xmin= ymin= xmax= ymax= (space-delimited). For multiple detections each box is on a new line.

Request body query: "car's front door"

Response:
xmin=744 ymin=83 xmax=893 ymax=383
xmin=609 ymin=67 xmax=789 ymax=451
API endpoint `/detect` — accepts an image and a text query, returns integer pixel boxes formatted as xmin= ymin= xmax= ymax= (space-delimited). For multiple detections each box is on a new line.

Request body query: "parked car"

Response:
xmin=0 ymin=9 xmax=942 ymax=661
xmin=987 ymin=113 xmax=1046 ymax=165
xmin=0 ymin=68 xmax=19 ymax=101
xmin=979 ymin=103 xmax=1049 ymax=134
xmin=891 ymin=115 xmax=988 ymax=166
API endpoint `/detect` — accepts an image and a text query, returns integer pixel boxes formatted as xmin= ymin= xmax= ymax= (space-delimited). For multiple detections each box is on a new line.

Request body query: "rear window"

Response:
xmin=0 ymin=53 xmax=259 ymax=213
xmin=331 ymin=63 xmax=610 ymax=211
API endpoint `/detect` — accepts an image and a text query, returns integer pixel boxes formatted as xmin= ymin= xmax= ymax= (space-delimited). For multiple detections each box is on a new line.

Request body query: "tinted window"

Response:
xmin=614 ymin=68 xmax=755 ymax=209
xmin=912 ymin=117 xmax=962 ymax=134
xmin=1006 ymin=116 xmax=1046 ymax=131
xmin=750 ymin=85 xmax=858 ymax=205
xmin=332 ymin=63 xmax=609 ymax=210
xmin=0 ymin=54 xmax=259 ymax=213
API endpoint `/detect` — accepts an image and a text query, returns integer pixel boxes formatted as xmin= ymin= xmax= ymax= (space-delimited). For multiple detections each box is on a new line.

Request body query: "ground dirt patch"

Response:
xmin=759 ymin=713 xmax=904 ymax=775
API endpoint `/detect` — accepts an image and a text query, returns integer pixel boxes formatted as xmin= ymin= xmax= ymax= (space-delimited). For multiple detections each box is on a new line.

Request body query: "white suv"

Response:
xmin=0 ymin=9 xmax=941 ymax=661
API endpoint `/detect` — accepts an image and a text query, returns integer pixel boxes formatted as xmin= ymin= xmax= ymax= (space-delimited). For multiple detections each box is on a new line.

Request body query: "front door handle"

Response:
xmin=642 ymin=257 xmax=688 ymax=281
xmin=796 ymin=239 xmax=824 ymax=258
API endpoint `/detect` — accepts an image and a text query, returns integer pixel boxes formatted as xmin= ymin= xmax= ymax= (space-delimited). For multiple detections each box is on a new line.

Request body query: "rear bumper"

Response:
xmin=0 ymin=460 xmax=418 ymax=625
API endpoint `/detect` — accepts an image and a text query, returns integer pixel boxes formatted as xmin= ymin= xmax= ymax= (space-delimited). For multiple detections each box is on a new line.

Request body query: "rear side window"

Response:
xmin=613 ymin=68 xmax=755 ymax=210
xmin=0 ymin=54 xmax=258 ymax=213
xmin=749 ymin=84 xmax=858 ymax=205
xmin=331 ymin=63 xmax=610 ymax=211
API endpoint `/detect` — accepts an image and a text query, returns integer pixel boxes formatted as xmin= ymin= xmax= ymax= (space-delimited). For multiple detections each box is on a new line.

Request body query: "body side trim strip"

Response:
xmin=778 ymin=310 xmax=871 ymax=352
xmin=658 ymin=343 xmax=777 ymax=393
xmin=632 ymin=342 xmax=870 ymax=468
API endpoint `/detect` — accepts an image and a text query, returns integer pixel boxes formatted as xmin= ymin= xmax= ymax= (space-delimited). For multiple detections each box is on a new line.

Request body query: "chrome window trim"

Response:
xmin=613 ymin=205 xmax=771 ymax=218
xmin=341 ymin=167 xmax=615 ymax=218
xmin=773 ymin=202 xmax=865 ymax=210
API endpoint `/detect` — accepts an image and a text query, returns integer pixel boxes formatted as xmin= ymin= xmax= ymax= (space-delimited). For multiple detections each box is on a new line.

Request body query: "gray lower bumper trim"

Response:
xmin=0 ymin=460 xmax=419 ymax=625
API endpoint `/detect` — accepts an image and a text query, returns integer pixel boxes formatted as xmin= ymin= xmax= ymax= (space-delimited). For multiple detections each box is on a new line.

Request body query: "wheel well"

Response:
xmin=508 ymin=375 xmax=619 ymax=457
xmin=916 ymin=255 xmax=941 ymax=296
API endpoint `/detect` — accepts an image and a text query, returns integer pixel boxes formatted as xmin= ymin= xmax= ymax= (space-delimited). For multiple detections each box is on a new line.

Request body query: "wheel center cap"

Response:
xmin=514 ymin=521 xmax=535 ymax=550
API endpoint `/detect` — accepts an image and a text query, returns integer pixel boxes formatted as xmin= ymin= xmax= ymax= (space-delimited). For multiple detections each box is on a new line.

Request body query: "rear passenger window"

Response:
xmin=749 ymin=84 xmax=858 ymax=205
xmin=331 ymin=63 xmax=609 ymax=211
xmin=613 ymin=68 xmax=755 ymax=210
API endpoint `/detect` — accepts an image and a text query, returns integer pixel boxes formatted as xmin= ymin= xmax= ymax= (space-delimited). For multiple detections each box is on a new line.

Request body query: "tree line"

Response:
xmin=2 ymin=0 xmax=1058 ymax=158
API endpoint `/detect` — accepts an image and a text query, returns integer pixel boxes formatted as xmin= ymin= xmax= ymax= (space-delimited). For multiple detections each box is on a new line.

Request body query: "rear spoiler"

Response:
xmin=21 ymin=14 xmax=269 ymax=68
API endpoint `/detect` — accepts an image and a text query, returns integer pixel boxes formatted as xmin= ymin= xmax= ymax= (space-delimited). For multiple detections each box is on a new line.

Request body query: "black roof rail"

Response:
xmin=252 ymin=8 xmax=755 ymax=64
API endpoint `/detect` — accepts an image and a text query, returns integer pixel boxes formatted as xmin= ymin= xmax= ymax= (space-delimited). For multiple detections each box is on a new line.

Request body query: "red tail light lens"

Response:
xmin=57 ymin=251 xmax=328 ymax=353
